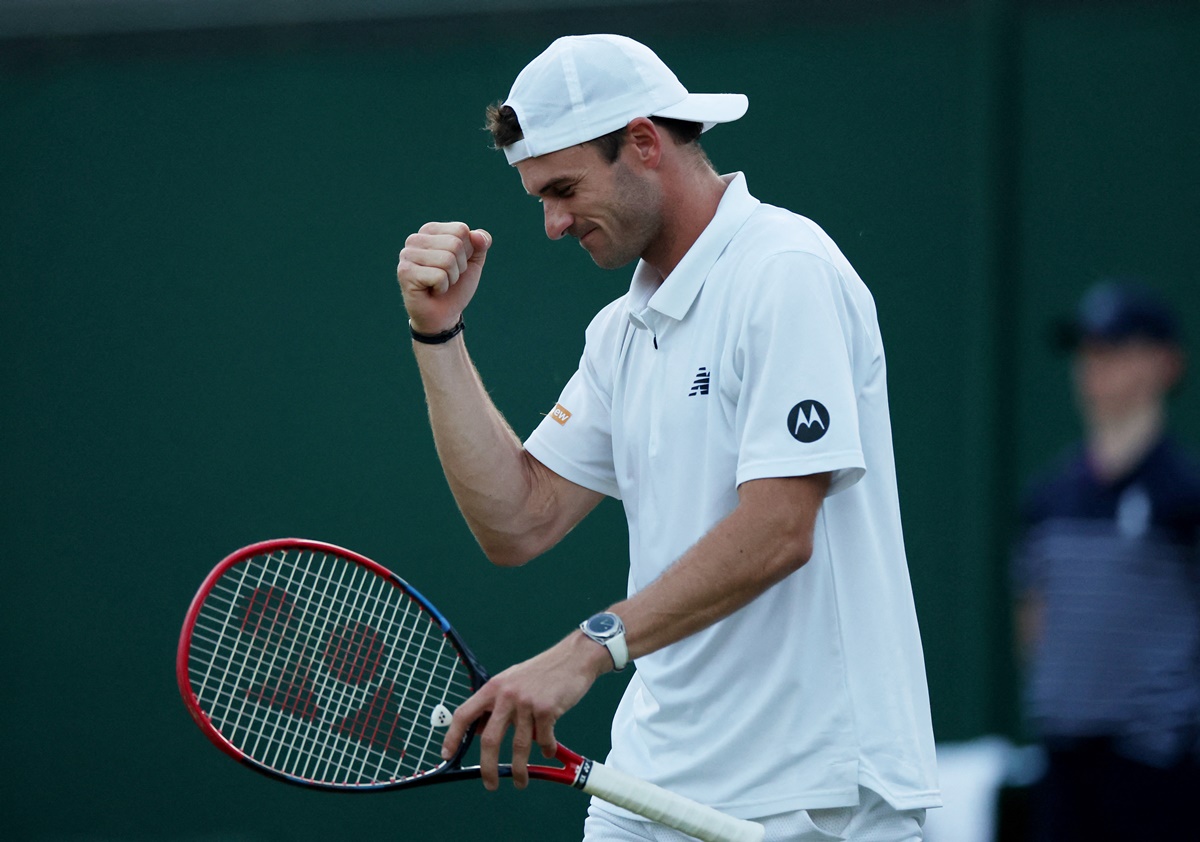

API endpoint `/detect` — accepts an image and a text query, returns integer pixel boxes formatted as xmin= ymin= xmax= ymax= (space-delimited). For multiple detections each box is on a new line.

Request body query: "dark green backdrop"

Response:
xmin=2 ymin=2 xmax=1197 ymax=839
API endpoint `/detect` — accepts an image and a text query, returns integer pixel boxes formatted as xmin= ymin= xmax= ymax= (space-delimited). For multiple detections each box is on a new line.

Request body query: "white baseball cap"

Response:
xmin=501 ymin=34 xmax=749 ymax=165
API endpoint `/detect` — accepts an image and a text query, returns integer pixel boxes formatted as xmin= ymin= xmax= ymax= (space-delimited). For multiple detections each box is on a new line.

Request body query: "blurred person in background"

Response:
xmin=1012 ymin=279 xmax=1200 ymax=841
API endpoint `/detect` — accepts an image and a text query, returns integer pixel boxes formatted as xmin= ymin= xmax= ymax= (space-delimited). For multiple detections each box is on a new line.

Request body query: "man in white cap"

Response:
xmin=397 ymin=34 xmax=940 ymax=841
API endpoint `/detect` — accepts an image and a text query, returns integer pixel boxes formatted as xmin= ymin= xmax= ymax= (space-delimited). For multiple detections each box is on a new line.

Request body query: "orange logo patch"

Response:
xmin=549 ymin=404 xmax=572 ymax=425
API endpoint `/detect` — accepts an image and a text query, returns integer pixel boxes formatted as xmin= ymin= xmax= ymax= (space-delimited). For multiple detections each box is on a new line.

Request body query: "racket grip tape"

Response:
xmin=579 ymin=761 xmax=765 ymax=842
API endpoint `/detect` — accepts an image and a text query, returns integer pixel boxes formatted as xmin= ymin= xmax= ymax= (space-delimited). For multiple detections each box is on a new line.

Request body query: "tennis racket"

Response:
xmin=177 ymin=538 xmax=764 ymax=842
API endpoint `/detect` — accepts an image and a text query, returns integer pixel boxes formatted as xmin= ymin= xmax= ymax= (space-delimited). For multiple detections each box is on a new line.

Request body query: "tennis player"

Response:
xmin=396 ymin=34 xmax=940 ymax=841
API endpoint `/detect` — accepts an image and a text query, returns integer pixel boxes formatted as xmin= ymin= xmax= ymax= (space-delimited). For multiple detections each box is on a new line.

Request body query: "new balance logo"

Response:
xmin=688 ymin=367 xmax=711 ymax=397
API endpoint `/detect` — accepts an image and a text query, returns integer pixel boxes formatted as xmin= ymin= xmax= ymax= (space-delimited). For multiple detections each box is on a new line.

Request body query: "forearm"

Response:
xmin=606 ymin=474 xmax=829 ymax=660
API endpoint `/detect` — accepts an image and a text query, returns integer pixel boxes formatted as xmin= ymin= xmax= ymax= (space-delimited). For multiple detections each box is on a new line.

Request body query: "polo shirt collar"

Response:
xmin=626 ymin=172 xmax=760 ymax=331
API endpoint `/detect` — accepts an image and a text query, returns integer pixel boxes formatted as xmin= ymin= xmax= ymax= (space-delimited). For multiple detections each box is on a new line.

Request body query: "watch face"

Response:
xmin=586 ymin=613 xmax=618 ymax=636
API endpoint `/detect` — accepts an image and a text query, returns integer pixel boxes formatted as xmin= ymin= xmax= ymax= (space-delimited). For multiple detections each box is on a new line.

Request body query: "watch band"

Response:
xmin=601 ymin=627 xmax=629 ymax=672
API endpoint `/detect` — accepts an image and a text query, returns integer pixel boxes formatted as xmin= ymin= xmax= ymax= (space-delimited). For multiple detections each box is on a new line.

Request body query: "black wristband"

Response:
xmin=410 ymin=317 xmax=464 ymax=345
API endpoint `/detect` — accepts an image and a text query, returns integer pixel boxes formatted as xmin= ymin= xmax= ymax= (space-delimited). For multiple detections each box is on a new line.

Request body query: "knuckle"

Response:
xmin=431 ymin=250 xmax=458 ymax=270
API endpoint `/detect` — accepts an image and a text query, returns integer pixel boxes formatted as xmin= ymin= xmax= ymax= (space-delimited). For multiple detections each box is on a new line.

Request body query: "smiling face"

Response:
xmin=516 ymin=140 xmax=665 ymax=270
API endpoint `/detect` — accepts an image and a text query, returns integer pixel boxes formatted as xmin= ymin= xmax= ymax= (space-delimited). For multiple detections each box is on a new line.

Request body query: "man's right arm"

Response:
xmin=397 ymin=222 xmax=603 ymax=566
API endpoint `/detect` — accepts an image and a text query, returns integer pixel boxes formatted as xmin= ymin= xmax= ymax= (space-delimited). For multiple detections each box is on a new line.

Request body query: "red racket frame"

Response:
xmin=177 ymin=537 xmax=587 ymax=791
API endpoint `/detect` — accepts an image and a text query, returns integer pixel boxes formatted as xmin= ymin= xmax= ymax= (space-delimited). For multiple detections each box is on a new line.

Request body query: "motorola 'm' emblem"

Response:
xmin=787 ymin=400 xmax=830 ymax=443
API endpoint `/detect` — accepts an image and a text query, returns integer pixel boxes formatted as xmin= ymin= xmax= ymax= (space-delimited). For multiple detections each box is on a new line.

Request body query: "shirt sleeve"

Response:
xmin=733 ymin=251 xmax=867 ymax=495
xmin=523 ymin=308 xmax=623 ymax=500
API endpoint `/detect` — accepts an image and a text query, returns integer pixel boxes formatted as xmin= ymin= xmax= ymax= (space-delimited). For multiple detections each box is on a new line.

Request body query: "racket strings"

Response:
xmin=186 ymin=549 xmax=474 ymax=786
xmin=195 ymin=551 xmax=467 ymax=783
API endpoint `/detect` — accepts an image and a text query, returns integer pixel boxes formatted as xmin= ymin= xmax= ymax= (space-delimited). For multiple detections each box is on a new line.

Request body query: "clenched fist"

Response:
xmin=397 ymin=222 xmax=492 ymax=336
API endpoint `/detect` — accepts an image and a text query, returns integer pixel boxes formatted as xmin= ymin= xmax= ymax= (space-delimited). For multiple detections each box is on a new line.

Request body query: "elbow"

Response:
xmin=765 ymin=520 xmax=815 ymax=583
xmin=474 ymin=467 xmax=572 ymax=568
xmin=475 ymin=527 xmax=555 ymax=568
xmin=779 ymin=533 xmax=814 ymax=577
xmin=480 ymin=543 xmax=535 ymax=568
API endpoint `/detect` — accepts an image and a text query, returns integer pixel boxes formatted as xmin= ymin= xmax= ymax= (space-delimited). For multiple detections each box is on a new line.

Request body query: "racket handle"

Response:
xmin=581 ymin=761 xmax=765 ymax=842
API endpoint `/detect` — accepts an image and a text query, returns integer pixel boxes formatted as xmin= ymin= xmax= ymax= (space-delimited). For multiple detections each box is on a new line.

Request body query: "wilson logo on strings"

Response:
xmin=234 ymin=585 xmax=416 ymax=754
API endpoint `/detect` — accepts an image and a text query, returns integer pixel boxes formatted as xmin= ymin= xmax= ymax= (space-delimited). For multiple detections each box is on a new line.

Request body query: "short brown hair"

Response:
xmin=484 ymin=102 xmax=703 ymax=163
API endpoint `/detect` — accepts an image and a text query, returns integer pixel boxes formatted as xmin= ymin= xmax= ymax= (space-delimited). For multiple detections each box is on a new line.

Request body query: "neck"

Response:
xmin=1086 ymin=402 xmax=1166 ymax=481
xmin=642 ymin=164 xmax=729 ymax=279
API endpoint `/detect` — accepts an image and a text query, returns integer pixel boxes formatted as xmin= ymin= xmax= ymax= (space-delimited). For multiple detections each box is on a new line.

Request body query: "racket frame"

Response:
xmin=178 ymin=538 xmax=764 ymax=842
xmin=177 ymin=537 xmax=499 ymax=791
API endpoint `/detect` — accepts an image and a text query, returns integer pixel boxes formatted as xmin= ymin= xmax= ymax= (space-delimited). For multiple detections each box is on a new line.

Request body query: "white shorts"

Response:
xmin=582 ymin=786 xmax=926 ymax=842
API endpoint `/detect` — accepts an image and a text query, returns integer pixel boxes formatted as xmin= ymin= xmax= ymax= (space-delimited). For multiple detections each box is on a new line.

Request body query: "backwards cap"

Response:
xmin=501 ymin=34 xmax=749 ymax=165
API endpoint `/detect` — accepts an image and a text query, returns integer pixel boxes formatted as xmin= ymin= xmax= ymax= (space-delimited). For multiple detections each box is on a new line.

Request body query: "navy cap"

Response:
xmin=1056 ymin=279 xmax=1180 ymax=349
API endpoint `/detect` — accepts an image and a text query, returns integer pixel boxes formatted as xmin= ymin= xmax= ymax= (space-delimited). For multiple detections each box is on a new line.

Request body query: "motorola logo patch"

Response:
xmin=787 ymin=400 xmax=829 ymax=443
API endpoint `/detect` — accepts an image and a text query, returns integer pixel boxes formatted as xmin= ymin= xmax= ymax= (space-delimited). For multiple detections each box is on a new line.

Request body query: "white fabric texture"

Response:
xmin=525 ymin=173 xmax=940 ymax=818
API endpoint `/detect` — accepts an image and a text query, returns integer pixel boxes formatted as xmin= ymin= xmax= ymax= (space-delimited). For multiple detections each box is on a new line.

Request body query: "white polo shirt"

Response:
xmin=524 ymin=173 xmax=940 ymax=818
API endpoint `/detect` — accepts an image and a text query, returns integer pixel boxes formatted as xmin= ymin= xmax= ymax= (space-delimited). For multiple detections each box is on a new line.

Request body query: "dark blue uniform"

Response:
xmin=1014 ymin=436 xmax=1200 ymax=840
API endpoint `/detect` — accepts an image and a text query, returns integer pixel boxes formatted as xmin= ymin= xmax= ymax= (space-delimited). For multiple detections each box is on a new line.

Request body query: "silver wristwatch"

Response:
xmin=579 ymin=611 xmax=629 ymax=672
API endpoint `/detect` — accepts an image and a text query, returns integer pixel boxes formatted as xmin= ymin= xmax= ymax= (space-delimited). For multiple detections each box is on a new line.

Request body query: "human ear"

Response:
xmin=624 ymin=117 xmax=663 ymax=168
